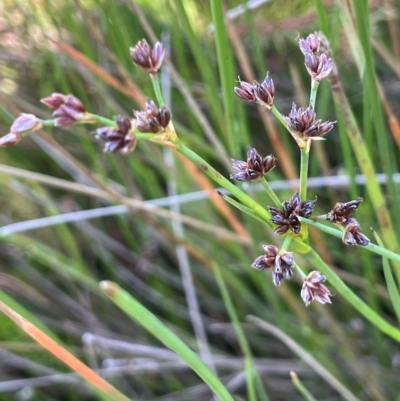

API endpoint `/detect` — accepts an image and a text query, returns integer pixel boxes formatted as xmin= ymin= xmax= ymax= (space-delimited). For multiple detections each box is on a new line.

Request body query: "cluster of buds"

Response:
xmin=326 ymin=199 xmax=369 ymax=246
xmin=94 ymin=116 xmax=136 ymax=154
xmin=301 ymin=271 xmax=332 ymax=306
xmin=230 ymin=146 xmax=276 ymax=181
xmin=252 ymin=245 xmax=332 ymax=305
xmin=299 ymin=33 xmax=333 ymax=82
xmin=285 ymin=103 xmax=335 ymax=148
xmin=234 ymin=74 xmax=275 ymax=109
xmin=252 ymin=245 xmax=294 ymax=286
xmin=0 ymin=113 xmax=43 ymax=147
xmin=134 ymin=99 xmax=171 ymax=133
xmin=269 ymin=193 xmax=316 ymax=235
xmin=130 ymin=39 xmax=165 ymax=75
xmin=41 ymin=93 xmax=91 ymax=126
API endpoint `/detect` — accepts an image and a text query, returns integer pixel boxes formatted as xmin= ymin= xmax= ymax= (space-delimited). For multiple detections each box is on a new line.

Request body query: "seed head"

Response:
xmin=269 ymin=193 xmax=316 ymax=235
xmin=301 ymin=270 xmax=332 ymax=306
xmin=273 ymin=251 xmax=294 ymax=286
xmin=0 ymin=132 xmax=23 ymax=147
xmin=254 ymin=74 xmax=275 ymax=109
xmin=134 ymin=99 xmax=171 ymax=133
xmin=299 ymin=33 xmax=320 ymax=55
xmin=342 ymin=223 xmax=370 ymax=246
xmin=95 ymin=116 xmax=136 ymax=154
xmin=251 ymin=245 xmax=278 ymax=270
xmin=234 ymin=79 xmax=256 ymax=102
xmin=326 ymin=198 xmax=363 ymax=226
xmin=285 ymin=103 xmax=335 ymax=148
xmin=41 ymin=93 xmax=88 ymax=126
xmin=231 ymin=146 xmax=276 ymax=181
xmin=252 ymin=245 xmax=294 ymax=286
xmin=130 ymin=39 xmax=165 ymax=75
xmin=10 ymin=114 xmax=43 ymax=133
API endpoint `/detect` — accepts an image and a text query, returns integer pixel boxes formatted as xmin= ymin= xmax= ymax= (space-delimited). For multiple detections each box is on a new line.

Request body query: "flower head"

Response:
xmin=95 ymin=116 xmax=136 ymax=154
xmin=285 ymin=103 xmax=335 ymax=148
xmin=134 ymin=99 xmax=171 ymax=133
xmin=301 ymin=271 xmax=332 ymax=306
xmin=326 ymin=198 xmax=363 ymax=226
xmin=231 ymin=146 xmax=276 ymax=181
xmin=234 ymin=73 xmax=275 ymax=109
xmin=41 ymin=93 xmax=89 ymax=126
xmin=10 ymin=114 xmax=43 ymax=133
xmin=252 ymin=245 xmax=294 ymax=286
xmin=299 ymin=33 xmax=333 ymax=82
xmin=0 ymin=132 xmax=23 ymax=147
xmin=269 ymin=192 xmax=316 ymax=235
xmin=130 ymin=40 xmax=165 ymax=75
xmin=342 ymin=223 xmax=370 ymax=246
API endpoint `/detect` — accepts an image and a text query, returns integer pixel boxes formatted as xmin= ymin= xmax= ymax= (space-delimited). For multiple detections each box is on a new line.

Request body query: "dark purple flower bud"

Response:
xmin=10 ymin=113 xmax=42 ymax=133
xmin=0 ymin=132 xmax=22 ymax=147
xmin=251 ymin=245 xmax=278 ymax=270
xmin=299 ymin=33 xmax=320 ymax=55
xmin=273 ymin=251 xmax=294 ymax=286
xmin=234 ymin=79 xmax=256 ymax=102
xmin=342 ymin=223 xmax=370 ymax=246
xmin=285 ymin=103 xmax=335 ymax=148
xmin=304 ymin=52 xmax=333 ymax=82
xmin=269 ymin=193 xmax=316 ymax=235
xmin=130 ymin=39 xmax=165 ymax=75
xmin=301 ymin=271 xmax=332 ymax=306
xmin=94 ymin=116 xmax=136 ymax=155
xmin=41 ymin=93 xmax=88 ymax=126
xmin=254 ymin=74 xmax=275 ymax=109
xmin=326 ymin=198 xmax=363 ymax=227
xmin=134 ymin=99 xmax=171 ymax=134
xmin=231 ymin=145 xmax=276 ymax=181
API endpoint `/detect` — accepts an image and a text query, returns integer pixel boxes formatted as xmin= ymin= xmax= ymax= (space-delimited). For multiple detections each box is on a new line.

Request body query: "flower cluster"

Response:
xmin=230 ymin=146 xmax=276 ymax=181
xmin=285 ymin=103 xmax=335 ymax=148
xmin=269 ymin=193 xmax=316 ymax=235
xmin=252 ymin=245 xmax=294 ymax=286
xmin=299 ymin=33 xmax=333 ymax=82
xmin=326 ymin=199 xmax=369 ymax=246
xmin=94 ymin=116 xmax=136 ymax=154
xmin=0 ymin=114 xmax=43 ymax=147
xmin=130 ymin=39 xmax=165 ymax=75
xmin=134 ymin=99 xmax=171 ymax=133
xmin=301 ymin=271 xmax=332 ymax=306
xmin=234 ymin=74 xmax=275 ymax=109
xmin=41 ymin=93 xmax=90 ymax=126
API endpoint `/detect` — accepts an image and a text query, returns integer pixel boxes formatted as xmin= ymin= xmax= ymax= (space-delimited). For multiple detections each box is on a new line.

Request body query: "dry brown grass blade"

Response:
xmin=0 ymin=300 xmax=132 ymax=401
xmin=176 ymin=153 xmax=250 ymax=240
xmin=50 ymin=39 xmax=146 ymax=105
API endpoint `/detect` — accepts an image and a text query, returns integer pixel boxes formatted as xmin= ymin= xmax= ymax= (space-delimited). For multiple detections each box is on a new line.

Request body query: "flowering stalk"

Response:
xmin=261 ymin=178 xmax=281 ymax=208
xmin=174 ymin=140 xmax=272 ymax=223
xmin=304 ymin=247 xmax=400 ymax=342
xmin=151 ymin=74 xmax=165 ymax=106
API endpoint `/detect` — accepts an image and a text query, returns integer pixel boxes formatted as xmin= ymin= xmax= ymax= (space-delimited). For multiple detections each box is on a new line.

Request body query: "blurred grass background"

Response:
xmin=1 ymin=0 xmax=400 ymax=400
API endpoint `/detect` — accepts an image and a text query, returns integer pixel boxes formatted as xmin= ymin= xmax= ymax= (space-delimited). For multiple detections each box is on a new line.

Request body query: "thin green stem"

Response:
xmin=100 ymin=281 xmax=235 ymax=401
xmin=299 ymin=147 xmax=309 ymax=200
xmin=271 ymin=105 xmax=288 ymax=129
xmin=294 ymin=262 xmax=307 ymax=279
xmin=280 ymin=235 xmax=293 ymax=252
xmin=305 ymin=248 xmax=400 ymax=342
xmin=261 ymin=178 xmax=281 ymax=207
xmin=151 ymin=74 xmax=165 ymax=106
xmin=309 ymin=79 xmax=319 ymax=109
xmin=299 ymin=216 xmax=400 ymax=264
xmin=291 ymin=372 xmax=318 ymax=401
xmin=175 ymin=140 xmax=272 ymax=224
xmin=88 ymin=114 xmax=117 ymax=127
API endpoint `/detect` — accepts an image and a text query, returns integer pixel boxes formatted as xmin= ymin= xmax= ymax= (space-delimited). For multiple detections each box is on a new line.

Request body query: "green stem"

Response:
xmin=280 ymin=235 xmax=293 ymax=252
xmin=271 ymin=105 xmax=288 ymax=129
xmin=291 ymin=372 xmax=318 ymax=401
xmin=100 ymin=281 xmax=235 ymax=401
xmin=299 ymin=217 xmax=400 ymax=264
xmin=309 ymin=79 xmax=319 ymax=109
xmin=305 ymin=248 xmax=400 ymax=342
xmin=175 ymin=141 xmax=272 ymax=224
xmin=261 ymin=178 xmax=281 ymax=207
xmin=151 ymin=74 xmax=165 ymax=106
xmin=299 ymin=147 xmax=309 ymax=200
xmin=88 ymin=114 xmax=117 ymax=127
